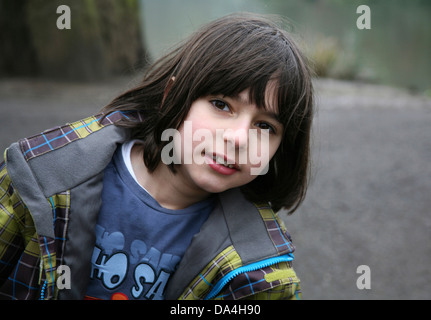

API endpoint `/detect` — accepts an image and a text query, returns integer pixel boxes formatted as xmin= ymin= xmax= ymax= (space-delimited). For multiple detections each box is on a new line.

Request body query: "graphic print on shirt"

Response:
xmin=89 ymin=224 xmax=181 ymax=300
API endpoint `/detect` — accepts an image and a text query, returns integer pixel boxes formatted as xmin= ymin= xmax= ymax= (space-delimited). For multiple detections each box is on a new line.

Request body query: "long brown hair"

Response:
xmin=102 ymin=13 xmax=314 ymax=213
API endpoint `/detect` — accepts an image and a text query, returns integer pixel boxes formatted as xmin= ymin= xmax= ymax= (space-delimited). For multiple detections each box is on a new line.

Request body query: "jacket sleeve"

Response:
xmin=239 ymin=212 xmax=302 ymax=300
xmin=240 ymin=261 xmax=302 ymax=300
xmin=0 ymin=159 xmax=35 ymax=286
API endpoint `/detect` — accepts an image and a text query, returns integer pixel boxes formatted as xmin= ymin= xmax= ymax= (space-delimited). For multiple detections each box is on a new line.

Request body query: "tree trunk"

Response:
xmin=0 ymin=0 xmax=147 ymax=81
xmin=0 ymin=0 xmax=39 ymax=76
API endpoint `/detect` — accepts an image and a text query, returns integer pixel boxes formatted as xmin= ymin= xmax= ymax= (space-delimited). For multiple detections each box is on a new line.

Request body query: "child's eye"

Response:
xmin=256 ymin=122 xmax=276 ymax=134
xmin=210 ymin=99 xmax=230 ymax=112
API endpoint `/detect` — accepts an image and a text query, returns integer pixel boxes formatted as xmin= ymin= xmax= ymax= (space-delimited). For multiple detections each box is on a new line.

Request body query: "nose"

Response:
xmin=222 ymin=123 xmax=249 ymax=149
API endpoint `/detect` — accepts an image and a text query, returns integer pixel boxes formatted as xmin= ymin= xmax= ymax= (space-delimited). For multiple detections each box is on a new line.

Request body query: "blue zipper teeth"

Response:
xmin=204 ymin=253 xmax=294 ymax=300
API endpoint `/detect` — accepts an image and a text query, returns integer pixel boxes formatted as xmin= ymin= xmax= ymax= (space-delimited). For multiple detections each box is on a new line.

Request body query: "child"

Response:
xmin=0 ymin=13 xmax=313 ymax=300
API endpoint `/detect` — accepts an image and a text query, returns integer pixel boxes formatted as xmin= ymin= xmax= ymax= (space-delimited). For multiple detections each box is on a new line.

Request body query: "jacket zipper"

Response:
xmin=204 ymin=253 xmax=294 ymax=300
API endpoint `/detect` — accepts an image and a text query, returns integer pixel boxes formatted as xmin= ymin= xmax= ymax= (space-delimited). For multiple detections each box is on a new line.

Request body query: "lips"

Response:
xmin=205 ymin=153 xmax=239 ymax=175
xmin=212 ymin=154 xmax=238 ymax=168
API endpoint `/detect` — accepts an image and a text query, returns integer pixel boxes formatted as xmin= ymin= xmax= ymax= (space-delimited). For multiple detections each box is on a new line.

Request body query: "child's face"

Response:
xmin=170 ymin=87 xmax=283 ymax=195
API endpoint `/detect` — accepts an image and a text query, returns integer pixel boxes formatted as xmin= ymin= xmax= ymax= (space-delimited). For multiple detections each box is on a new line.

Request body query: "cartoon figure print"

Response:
xmin=89 ymin=225 xmax=181 ymax=300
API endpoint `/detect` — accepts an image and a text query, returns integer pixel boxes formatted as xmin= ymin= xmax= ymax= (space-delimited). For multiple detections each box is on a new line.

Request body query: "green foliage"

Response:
xmin=304 ymin=34 xmax=361 ymax=80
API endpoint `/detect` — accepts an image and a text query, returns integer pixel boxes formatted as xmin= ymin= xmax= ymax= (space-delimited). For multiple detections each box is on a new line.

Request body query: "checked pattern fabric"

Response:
xmin=0 ymin=112 xmax=125 ymax=299
xmin=179 ymin=206 xmax=301 ymax=300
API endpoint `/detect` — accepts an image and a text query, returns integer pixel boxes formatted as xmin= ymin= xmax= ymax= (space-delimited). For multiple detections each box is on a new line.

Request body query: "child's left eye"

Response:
xmin=210 ymin=99 xmax=230 ymax=112
xmin=256 ymin=122 xmax=276 ymax=134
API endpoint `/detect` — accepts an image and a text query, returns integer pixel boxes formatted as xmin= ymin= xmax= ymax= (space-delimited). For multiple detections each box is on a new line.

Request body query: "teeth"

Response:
xmin=212 ymin=155 xmax=235 ymax=168
xmin=216 ymin=156 xmax=225 ymax=165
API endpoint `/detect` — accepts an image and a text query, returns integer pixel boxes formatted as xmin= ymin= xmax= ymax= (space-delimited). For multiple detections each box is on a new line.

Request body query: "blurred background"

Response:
xmin=1 ymin=0 xmax=430 ymax=299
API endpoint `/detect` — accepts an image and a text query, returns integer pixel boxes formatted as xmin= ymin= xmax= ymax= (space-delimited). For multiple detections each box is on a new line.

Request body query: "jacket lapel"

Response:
xmin=165 ymin=188 xmax=286 ymax=299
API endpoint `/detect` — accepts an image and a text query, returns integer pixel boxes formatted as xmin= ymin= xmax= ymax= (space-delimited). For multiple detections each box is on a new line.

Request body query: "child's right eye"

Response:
xmin=210 ymin=99 xmax=230 ymax=112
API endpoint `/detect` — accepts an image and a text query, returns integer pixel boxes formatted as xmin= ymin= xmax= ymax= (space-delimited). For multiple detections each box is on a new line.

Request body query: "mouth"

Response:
xmin=211 ymin=154 xmax=238 ymax=169
xmin=204 ymin=153 xmax=239 ymax=175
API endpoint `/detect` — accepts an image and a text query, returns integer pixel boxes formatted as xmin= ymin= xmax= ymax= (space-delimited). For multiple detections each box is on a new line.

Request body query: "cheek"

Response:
xmin=247 ymin=135 xmax=281 ymax=176
xmin=269 ymin=138 xmax=282 ymax=159
xmin=175 ymin=120 xmax=216 ymax=164
xmin=248 ymin=134 xmax=280 ymax=162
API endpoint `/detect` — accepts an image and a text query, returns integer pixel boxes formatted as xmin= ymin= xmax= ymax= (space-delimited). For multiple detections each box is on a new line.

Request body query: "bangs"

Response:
xmin=169 ymin=14 xmax=308 ymax=127
xmin=204 ymin=70 xmax=282 ymax=113
xmin=190 ymin=61 xmax=303 ymax=129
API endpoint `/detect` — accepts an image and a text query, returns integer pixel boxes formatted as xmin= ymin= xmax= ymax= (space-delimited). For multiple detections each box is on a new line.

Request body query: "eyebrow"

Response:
xmin=228 ymin=93 xmax=251 ymax=106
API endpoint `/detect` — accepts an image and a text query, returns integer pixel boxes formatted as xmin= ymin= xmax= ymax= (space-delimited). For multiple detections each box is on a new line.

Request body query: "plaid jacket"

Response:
xmin=0 ymin=112 xmax=301 ymax=300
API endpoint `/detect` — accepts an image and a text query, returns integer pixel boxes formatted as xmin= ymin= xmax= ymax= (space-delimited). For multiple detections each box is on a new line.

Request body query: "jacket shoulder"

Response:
xmin=178 ymin=245 xmax=301 ymax=300
xmin=252 ymin=202 xmax=296 ymax=255
xmin=0 ymin=160 xmax=35 ymax=241
xmin=18 ymin=112 xmax=126 ymax=162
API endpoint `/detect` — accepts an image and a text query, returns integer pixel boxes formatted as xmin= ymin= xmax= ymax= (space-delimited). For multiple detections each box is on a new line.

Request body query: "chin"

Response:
xmin=193 ymin=176 xmax=235 ymax=194
xmin=199 ymin=182 xmax=231 ymax=194
xmin=198 ymin=176 xmax=252 ymax=195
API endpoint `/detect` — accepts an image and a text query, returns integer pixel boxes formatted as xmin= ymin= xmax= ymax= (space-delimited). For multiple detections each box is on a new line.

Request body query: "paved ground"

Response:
xmin=284 ymin=80 xmax=431 ymax=299
xmin=1 ymin=77 xmax=430 ymax=299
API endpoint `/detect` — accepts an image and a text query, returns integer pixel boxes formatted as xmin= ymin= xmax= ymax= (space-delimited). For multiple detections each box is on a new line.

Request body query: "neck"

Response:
xmin=130 ymin=145 xmax=210 ymax=210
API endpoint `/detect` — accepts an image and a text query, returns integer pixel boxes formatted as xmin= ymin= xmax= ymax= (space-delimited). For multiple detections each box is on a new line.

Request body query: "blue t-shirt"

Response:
xmin=85 ymin=142 xmax=215 ymax=300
